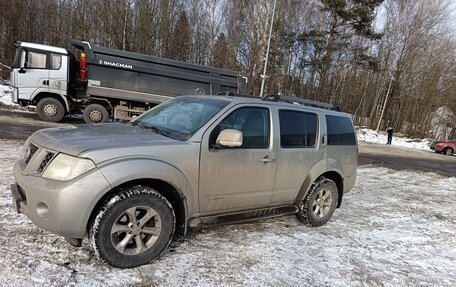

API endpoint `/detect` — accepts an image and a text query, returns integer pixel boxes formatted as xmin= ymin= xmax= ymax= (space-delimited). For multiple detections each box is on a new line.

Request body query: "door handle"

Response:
xmin=261 ymin=155 xmax=276 ymax=163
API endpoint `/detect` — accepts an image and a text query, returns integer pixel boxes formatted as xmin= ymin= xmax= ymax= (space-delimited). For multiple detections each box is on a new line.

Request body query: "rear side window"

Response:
xmin=279 ymin=110 xmax=318 ymax=148
xmin=326 ymin=115 xmax=356 ymax=145
xmin=50 ymin=53 xmax=62 ymax=70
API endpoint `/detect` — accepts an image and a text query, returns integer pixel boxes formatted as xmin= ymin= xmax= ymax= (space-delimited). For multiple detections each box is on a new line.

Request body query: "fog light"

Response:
xmin=36 ymin=202 xmax=50 ymax=220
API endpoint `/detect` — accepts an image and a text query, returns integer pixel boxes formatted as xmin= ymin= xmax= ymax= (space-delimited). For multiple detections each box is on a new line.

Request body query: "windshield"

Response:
xmin=11 ymin=48 xmax=21 ymax=69
xmin=132 ymin=97 xmax=229 ymax=141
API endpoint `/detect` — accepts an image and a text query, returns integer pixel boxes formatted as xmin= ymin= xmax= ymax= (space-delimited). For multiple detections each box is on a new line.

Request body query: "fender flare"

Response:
xmin=31 ymin=90 xmax=70 ymax=112
xmin=85 ymin=157 xmax=194 ymax=233
xmin=294 ymin=158 xmax=344 ymax=205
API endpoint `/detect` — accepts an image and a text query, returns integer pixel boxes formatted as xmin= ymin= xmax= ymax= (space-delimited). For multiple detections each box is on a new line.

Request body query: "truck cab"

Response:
xmin=10 ymin=39 xmax=248 ymax=124
xmin=11 ymin=42 xmax=71 ymax=122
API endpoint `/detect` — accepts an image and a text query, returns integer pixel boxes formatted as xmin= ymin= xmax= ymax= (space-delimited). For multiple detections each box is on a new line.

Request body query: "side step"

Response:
xmin=188 ymin=205 xmax=298 ymax=229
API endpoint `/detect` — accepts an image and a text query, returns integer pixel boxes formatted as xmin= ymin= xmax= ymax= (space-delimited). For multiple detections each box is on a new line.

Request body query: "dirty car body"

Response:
xmin=11 ymin=95 xmax=357 ymax=268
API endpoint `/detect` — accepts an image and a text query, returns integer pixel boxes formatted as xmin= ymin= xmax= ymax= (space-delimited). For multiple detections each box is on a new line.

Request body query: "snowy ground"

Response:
xmin=0 ymin=139 xmax=455 ymax=286
xmin=357 ymin=128 xmax=432 ymax=150
xmin=0 ymin=84 xmax=14 ymax=106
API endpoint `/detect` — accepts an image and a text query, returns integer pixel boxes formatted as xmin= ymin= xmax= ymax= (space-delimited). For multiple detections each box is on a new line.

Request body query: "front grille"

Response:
xmin=37 ymin=152 xmax=55 ymax=173
xmin=25 ymin=144 xmax=38 ymax=164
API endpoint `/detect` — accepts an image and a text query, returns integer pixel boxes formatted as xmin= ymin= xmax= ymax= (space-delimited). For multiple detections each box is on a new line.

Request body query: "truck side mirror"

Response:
xmin=215 ymin=129 xmax=243 ymax=148
xmin=19 ymin=68 xmax=26 ymax=74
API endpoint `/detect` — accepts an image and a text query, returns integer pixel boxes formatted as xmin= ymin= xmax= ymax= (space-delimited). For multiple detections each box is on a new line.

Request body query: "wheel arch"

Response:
xmin=86 ymin=97 xmax=113 ymax=112
xmin=295 ymin=164 xmax=344 ymax=208
xmin=31 ymin=92 xmax=69 ymax=112
xmin=87 ymin=178 xmax=188 ymax=236
xmin=318 ymin=171 xmax=344 ymax=207
xmin=443 ymin=146 xmax=454 ymax=155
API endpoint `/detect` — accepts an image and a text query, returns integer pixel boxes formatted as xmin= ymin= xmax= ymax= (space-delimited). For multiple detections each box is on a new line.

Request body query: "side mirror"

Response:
xmin=216 ymin=129 xmax=243 ymax=148
xmin=19 ymin=68 xmax=26 ymax=74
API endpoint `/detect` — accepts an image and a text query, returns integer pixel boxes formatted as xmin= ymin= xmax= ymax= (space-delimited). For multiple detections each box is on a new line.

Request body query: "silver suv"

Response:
xmin=11 ymin=94 xmax=357 ymax=268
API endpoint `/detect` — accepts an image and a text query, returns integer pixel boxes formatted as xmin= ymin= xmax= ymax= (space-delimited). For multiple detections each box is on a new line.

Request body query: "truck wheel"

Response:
xmin=297 ymin=177 xmax=339 ymax=227
xmin=89 ymin=186 xmax=175 ymax=268
xmin=83 ymin=104 xmax=110 ymax=124
xmin=443 ymin=147 xmax=454 ymax=156
xmin=36 ymin=98 xmax=65 ymax=122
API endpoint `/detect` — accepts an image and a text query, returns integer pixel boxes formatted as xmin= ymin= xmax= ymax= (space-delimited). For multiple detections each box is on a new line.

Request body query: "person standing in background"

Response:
xmin=387 ymin=127 xmax=393 ymax=145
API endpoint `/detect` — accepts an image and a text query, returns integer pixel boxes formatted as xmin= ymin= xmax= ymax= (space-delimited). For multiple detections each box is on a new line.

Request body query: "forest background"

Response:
xmin=1 ymin=0 xmax=455 ymax=137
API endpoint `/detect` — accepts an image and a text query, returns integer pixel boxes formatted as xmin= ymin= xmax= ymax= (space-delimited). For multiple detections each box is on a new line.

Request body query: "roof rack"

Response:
xmin=216 ymin=91 xmax=259 ymax=99
xmin=262 ymin=94 xmax=341 ymax=111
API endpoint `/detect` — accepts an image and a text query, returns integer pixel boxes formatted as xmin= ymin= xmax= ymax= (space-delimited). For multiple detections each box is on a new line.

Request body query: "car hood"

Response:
xmin=29 ymin=123 xmax=181 ymax=156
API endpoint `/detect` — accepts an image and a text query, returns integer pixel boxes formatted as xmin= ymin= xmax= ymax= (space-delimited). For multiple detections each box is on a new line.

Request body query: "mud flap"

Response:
xmin=10 ymin=184 xmax=23 ymax=213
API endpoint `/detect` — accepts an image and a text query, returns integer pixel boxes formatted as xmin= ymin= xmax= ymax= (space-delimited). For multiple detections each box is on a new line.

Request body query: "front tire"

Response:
xmin=36 ymin=97 xmax=65 ymax=122
xmin=83 ymin=103 xmax=110 ymax=124
xmin=443 ymin=147 xmax=454 ymax=156
xmin=297 ymin=177 xmax=339 ymax=227
xmin=89 ymin=186 xmax=175 ymax=268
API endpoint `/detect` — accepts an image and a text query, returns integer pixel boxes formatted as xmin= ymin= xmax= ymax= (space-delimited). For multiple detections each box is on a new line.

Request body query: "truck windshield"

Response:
xmin=12 ymin=49 xmax=21 ymax=68
xmin=132 ymin=97 xmax=229 ymax=141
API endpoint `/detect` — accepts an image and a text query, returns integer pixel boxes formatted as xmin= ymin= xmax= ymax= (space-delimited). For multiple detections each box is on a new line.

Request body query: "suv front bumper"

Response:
xmin=11 ymin=162 xmax=112 ymax=239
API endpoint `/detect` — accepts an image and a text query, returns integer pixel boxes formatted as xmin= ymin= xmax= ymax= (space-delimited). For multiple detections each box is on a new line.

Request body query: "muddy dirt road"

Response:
xmin=1 ymin=109 xmax=454 ymax=176
xmin=0 ymin=109 xmax=82 ymax=140
xmin=359 ymin=141 xmax=455 ymax=177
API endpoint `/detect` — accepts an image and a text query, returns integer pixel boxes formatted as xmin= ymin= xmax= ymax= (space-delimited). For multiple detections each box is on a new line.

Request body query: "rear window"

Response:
xmin=326 ymin=115 xmax=356 ymax=146
xmin=279 ymin=110 xmax=318 ymax=148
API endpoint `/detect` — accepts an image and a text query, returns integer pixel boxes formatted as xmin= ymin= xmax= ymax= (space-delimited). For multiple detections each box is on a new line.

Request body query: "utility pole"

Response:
xmin=259 ymin=0 xmax=277 ymax=98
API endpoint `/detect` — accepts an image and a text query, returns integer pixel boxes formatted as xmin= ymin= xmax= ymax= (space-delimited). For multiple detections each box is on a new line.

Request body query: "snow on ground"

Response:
xmin=1 ymin=139 xmax=455 ymax=286
xmin=357 ymin=128 xmax=432 ymax=150
xmin=0 ymin=84 xmax=16 ymax=107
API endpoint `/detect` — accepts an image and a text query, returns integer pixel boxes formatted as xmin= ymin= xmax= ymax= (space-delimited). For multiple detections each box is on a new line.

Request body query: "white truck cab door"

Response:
xmin=48 ymin=53 xmax=68 ymax=94
xmin=16 ymin=49 xmax=49 ymax=102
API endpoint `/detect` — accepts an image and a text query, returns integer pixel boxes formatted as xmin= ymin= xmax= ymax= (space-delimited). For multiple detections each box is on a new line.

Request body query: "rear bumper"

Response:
xmin=344 ymin=170 xmax=357 ymax=193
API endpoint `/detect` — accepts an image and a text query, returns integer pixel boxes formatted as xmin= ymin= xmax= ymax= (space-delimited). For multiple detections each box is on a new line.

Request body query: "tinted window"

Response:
xmin=326 ymin=115 xmax=356 ymax=145
xmin=12 ymin=49 xmax=21 ymax=68
xmin=211 ymin=107 xmax=270 ymax=149
xmin=279 ymin=110 xmax=318 ymax=148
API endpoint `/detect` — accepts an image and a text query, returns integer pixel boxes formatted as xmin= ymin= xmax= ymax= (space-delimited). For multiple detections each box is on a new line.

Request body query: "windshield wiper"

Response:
xmin=131 ymin=122 xmax=178 ymax=139
xmin=147 ymin=126 xmax=170 ymax=137
xmin=130 ymin=121 xmax=144 ymax=128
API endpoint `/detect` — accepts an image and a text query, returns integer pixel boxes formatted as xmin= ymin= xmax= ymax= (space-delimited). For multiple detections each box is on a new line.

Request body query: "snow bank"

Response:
xmin=357 ymin=128 xmax=432 ymax=150
xmin=0 ymin=140 xmax=455 ymax=286
xmin=0 ymin=84 xmax=16 ymax=107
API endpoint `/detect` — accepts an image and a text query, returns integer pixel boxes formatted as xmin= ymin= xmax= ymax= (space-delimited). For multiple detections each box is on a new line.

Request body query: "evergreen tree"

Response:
xmin=298 ymin=0 xmax=383 ymax=101
xmin=169 ymin=10 xmax=192 ymax=62
xmin=211 ymin=33 xmax=229 ymax=69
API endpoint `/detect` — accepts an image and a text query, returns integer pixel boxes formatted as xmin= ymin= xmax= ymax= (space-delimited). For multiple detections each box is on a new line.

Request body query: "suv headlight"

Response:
xmin=42 ymin=153 xmax=96 ymax=181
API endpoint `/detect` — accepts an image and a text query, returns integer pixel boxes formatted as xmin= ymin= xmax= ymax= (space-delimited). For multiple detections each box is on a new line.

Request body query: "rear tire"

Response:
xmin=83 ymin=103 xmax=110 ymax=124
xmin=443 ymin=147 xmax=454 ymax=156
xmin=297 ymin=177 xmax=339 ymax=227
xmin=89 ymin=186 xmax=175 ymax=268
xmin=36 ymin=97 xmax=65 ymax=122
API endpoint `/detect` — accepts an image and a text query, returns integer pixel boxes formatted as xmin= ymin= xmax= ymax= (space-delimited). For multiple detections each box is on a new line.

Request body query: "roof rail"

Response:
xmin=216 ymin=91 xmax=259 ymax=99
xmin=262 ymin=94 xmax=341 ymax=111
